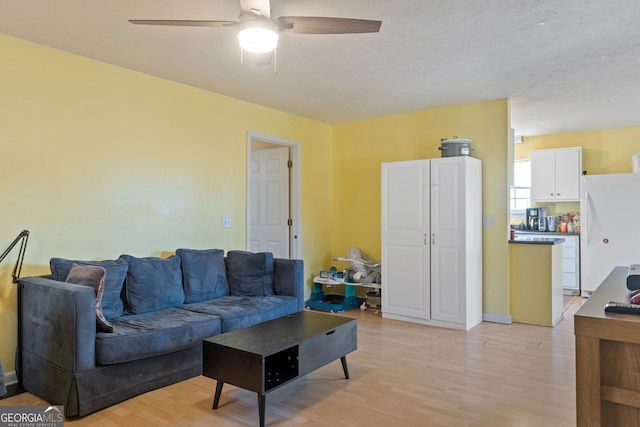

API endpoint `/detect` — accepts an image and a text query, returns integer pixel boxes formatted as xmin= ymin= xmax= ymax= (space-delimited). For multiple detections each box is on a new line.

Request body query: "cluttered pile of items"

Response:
xmin=305 ymin=248 xmax=382 ymax=313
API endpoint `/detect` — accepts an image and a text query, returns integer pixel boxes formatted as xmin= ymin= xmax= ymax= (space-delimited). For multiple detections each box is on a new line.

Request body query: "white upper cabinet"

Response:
xmin=531 ymin=147 xmax=582 ymax=202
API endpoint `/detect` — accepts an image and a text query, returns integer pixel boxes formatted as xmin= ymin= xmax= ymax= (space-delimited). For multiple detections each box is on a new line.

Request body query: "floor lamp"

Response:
xmin=0 ymin=230 xmax=30 ymax=394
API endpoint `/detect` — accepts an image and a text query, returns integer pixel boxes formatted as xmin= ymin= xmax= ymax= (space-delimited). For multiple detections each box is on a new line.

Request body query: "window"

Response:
xmin=510 ymin=160 xmax=531 ymax=213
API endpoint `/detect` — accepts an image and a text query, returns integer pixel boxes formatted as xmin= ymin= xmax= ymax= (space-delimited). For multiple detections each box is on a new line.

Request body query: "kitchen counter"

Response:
xmin=509 ymin=238 xmax=564 ymax=326
xmin=509 ymin=235 xmax=565 ymax=245
xmin=515 ymin=230 xmax=580 ymax=238
xmin=515 ymin=230 xmax=581 ymax=293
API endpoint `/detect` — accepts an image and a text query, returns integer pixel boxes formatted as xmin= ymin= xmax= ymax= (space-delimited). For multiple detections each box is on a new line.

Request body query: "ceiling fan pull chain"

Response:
xmin=273 ymin=48 xmax=277 ymax=77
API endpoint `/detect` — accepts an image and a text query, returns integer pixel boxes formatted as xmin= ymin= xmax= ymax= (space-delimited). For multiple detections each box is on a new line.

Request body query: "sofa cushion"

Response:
xmin=176 ymin=248 xmax=229 ymax=303
xmin=65 ymin=264 xmax=114 ymax=333
xmin=119 ymin=255 xmax=184 ymax=314
xmin=226 ymin=251 xmax=274 ymax=297
xmin=50 ymin=257 xmax=127 ymax=320
xmin=95 ymin=307 xmax=221 ymax=365
xmin=181 ymin=295 xmax=299 ymax=332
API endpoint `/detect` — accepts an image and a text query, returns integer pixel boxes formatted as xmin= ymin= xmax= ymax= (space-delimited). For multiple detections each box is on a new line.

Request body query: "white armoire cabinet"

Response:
xmin=381 ymin=156 xmax=483 ymax=330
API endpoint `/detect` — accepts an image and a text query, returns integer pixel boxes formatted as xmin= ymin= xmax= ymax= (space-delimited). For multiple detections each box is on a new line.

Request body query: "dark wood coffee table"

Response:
xmin=202 ymin=310 xmax=357 ymax=427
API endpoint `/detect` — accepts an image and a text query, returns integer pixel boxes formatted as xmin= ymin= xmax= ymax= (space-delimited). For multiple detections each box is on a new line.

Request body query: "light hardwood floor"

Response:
xmin=2 ymin=297 xmax=585 ymax=426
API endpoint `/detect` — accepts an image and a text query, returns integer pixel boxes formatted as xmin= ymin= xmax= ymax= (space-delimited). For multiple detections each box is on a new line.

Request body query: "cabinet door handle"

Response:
xmin=424 ymin=233 xmax=427 ymax=245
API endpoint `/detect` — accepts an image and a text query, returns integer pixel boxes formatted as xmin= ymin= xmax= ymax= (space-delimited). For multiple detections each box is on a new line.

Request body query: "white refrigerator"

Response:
xmin=580 ymin=173 xmax=640 ymax=295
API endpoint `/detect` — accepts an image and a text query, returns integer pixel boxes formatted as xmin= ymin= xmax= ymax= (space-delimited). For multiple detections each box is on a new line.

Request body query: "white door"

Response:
xmin=581 ymin=173 xmax=640 ymax=293
xmin=249 ymin=146 xmax=290 ymax=257
xmin=531 ymin=149 xmax=557 ymax=201
xmin=430 ymin=158 xmax=465 ymax=323
xmin=381 ymin=160 xmax=430 ymax=320
xmin=554 ymin=148 xmax=581 ymax=200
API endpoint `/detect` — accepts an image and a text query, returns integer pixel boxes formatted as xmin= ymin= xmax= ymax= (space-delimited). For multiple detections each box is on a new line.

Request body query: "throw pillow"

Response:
xmin=226 ymin=251 xmax=274 ymax=297
xmin=50 ymin=257 xmax=128 ymax=320
xmin=119 ymin=254 xmax=184 ymax=314
xmin=176 ymin=248 xmax=229 ymax=303
xmin=65 ymin=264 xmax=115 ymax=333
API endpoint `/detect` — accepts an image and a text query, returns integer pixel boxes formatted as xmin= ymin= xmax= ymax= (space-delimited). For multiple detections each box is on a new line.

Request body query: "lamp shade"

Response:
xmin=238 ymin=27 xmax=279 ymax=53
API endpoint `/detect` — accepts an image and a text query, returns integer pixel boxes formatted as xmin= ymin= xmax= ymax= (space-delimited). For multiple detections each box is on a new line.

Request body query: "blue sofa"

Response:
xmin=19 ymin=249 xmax=304 ymax=417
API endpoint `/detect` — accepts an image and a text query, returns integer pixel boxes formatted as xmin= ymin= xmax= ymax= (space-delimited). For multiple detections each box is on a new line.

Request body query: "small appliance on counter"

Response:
xmin=526 ymin=207 xmax=548 ymax=231
xmin=539 ymin=216 xmax=548 ymax=232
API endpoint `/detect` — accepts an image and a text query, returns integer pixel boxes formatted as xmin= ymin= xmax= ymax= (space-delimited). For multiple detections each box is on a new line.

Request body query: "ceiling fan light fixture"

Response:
xmin=238 ymin=24 xmax=279 ymax=53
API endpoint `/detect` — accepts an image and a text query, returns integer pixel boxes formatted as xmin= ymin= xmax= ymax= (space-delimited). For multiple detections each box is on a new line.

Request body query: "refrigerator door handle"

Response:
xmin=584 ymin=191 xmax=590 ymax=245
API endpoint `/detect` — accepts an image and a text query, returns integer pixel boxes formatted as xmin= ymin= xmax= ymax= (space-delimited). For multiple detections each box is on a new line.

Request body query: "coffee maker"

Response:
xmin=526 ymin=207 xmax=548 ymax=231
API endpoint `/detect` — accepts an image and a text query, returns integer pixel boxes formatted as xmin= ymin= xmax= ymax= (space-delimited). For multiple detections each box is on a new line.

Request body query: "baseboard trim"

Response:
xmin=0 ymin=370 xmax=21 ymax=399
xmin=4 ymin=370 xmax=17 ymax=386
xmin=483 ymin=313 xmax=513 ymax=324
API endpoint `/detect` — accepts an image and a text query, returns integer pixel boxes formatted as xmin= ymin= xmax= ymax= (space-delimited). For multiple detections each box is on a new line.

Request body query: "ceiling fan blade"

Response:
xmin=277 ymin=16 xmax=381 ymax=34
xmin=239 ymin=0 xmax=271 ymax=19
xmin=129 ymin=20 xmax=238 ymax=27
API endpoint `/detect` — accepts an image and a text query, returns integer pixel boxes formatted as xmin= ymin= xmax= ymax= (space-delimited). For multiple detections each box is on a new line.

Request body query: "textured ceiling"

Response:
xmin=2 ymin=0 xmax=639 ymax=136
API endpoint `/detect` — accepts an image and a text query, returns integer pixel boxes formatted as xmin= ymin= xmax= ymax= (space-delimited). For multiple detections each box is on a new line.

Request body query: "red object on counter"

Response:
xmin=510 ymin=229 xmax=515 ymax=240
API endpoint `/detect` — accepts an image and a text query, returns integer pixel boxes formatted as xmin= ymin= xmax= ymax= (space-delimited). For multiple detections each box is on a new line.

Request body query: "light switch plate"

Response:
xmin=222 ymin=216 xmax=232 ymax=229
xmin=482 ymin=215 xmax=495 ymax=227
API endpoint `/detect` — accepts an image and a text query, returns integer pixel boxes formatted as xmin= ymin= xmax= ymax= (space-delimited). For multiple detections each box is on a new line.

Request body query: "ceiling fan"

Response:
xmin=129 ymin=0 xmax=381 ymax=63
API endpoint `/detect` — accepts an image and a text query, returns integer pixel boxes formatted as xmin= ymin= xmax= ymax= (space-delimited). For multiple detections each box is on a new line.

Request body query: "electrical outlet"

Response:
xmin=222 ymin=216 xmax=232 ymax=229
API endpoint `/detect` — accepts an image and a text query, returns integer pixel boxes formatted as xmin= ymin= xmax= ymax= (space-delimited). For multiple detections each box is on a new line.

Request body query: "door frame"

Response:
xmin=246 ymin=131 xmax=302 ymax=259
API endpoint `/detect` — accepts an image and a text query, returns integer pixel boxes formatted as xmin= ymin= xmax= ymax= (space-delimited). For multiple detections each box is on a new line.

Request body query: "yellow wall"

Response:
xmin=0 ymin=35 xmax=333 ymax=374
xmin=0 ymin=35 xmax=515 ymax=378
xmin=331 ymin=99 xmax=511 ymax=318
xmin=513 ymin=127 xmax=640 ymax=217
xmin=516 ymin=127 xmax=640 ymax=174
